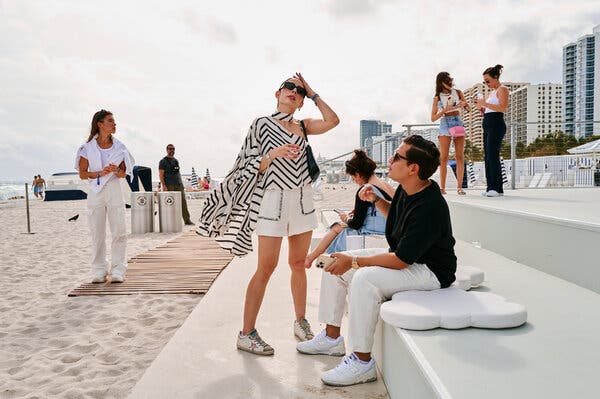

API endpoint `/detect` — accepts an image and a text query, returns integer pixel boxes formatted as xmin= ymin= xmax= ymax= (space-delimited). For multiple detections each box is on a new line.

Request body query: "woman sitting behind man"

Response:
xmin=305 ymin=149 xmax=395 ymax=267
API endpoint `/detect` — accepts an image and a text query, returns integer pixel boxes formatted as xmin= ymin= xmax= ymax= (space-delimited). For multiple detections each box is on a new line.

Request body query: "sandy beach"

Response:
xmin=0 ymin=184 xmax=355 ymax=399
xmin=0 ymin=197 xmax=206 ymax=399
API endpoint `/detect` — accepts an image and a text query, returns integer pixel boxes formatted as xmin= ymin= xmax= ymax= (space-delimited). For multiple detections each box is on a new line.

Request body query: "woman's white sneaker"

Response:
xmin=294 ymin=318 xmax=314 ymax=341
xmin=296 ymin=329 xmax=345 ymax=356
xmin=321 ymin=353 xmax=377 ymax=387
xmin=237 ymin=329 xmax=274 ymax=356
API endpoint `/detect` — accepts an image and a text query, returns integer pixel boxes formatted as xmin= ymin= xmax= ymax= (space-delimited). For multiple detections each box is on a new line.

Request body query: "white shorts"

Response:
xmin=255 ymin=185 xmax=318 ymax=237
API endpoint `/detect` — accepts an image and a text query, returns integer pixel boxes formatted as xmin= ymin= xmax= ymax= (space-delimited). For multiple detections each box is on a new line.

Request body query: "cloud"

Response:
xmin=180 ymin=8 xmax=238 ymax=45
xmin=326 ymin=0 xmax=397 ymax=18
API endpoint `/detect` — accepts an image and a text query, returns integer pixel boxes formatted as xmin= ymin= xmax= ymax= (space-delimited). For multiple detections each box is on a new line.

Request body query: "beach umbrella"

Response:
xmin=500 ymin=157 xmax=509 ymax=184
xmin=467 ymin=161 xmax=476 ymax=186
xmin=191 ymin=167 xmax=199 ymax=189
xmin=205 ymin=168 xmax=211 ymax=181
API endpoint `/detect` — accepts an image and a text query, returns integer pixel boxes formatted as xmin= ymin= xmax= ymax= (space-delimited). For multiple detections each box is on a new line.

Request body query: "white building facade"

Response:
xmin=506 ymin=83 xmax=563 ymax=145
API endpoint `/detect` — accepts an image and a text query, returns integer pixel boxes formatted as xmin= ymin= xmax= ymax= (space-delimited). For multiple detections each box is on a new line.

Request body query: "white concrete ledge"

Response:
xmin=447 ymin=198 xmax=600 ymax=293
xmin=378 ymin=240 xmax=600 ymax=399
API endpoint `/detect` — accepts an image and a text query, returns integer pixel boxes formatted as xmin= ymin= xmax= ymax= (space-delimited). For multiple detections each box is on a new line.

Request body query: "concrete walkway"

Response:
xmin=129 ymin=236 xmax=389 ymax=399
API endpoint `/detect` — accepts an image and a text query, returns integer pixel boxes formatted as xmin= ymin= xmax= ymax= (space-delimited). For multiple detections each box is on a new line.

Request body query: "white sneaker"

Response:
xmin=91 ymin=273 xmax=107 ymax=283
xmin=321 ymin=353 xmax=377 ymax=387
xmin=111 ymin=273 xmax=125 ymax=283
xmin=294 ymin=318 xmax=314 ymax=341
xmin=237 ymin=329 xmax=274 ymax=356
xmin=296 ymin=329 xmax=345 ymax=356
xmin=485 ymin=190 xmax=501 ymax=197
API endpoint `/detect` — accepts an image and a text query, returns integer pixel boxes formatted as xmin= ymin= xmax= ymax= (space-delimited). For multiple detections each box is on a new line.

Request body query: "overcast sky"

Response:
xmin=1 ymin=0 xmax=599 ymax=181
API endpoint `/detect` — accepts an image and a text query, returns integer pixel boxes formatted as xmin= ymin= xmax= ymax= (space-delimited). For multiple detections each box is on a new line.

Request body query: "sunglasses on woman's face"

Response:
xmin=280 ymin=81 xmax=307 ymax=97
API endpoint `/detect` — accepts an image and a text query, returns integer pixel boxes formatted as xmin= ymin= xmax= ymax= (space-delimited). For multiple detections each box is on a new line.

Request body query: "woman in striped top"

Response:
xmin=230 ymin=73 xmax=340 ymax=355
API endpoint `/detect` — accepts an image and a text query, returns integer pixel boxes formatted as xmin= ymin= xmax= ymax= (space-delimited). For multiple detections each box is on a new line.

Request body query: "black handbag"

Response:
xmin=300 ymin=120 xmax=320 ymax=183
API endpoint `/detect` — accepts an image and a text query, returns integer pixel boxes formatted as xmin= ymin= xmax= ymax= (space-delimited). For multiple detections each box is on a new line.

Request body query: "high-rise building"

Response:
xmin=360 ymin=120 xmax=392 ymax=157
xmin=562 ymin=24 xmax=600 ymax=138
xmin=506 ymin=83 xmax=563 ymax=145
xmin=371 ymin=132 xmax=399 ymax=165
xmin=563 ymin=43 xmax=576 ymax=135
xmin=412 ymin=128 xmax=440 ymax=148
xmin=462 ymin=82 xmax=528 ymax=148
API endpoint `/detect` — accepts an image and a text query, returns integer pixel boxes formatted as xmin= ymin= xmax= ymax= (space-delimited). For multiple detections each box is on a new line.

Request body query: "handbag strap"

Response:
xmin=300 ymin=120 xmax=308 ymax=141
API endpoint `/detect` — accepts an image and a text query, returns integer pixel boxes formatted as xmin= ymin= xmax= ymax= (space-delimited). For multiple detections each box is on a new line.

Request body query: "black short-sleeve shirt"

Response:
xmin=385 ymin=180 xmax=457 ymax=288
xmin=159 ymin=157 xmax=183 ymax=186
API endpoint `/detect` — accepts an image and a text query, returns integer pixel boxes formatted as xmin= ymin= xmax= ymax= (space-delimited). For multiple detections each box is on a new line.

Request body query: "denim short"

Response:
xmin=439 ymin=115 xmax=464 ymax=137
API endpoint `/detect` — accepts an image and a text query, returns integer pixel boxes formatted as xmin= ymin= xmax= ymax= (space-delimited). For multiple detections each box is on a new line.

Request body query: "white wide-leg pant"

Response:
xmin=87 ymin=179 xmax=127 ymax=277
xmin=318 ymin=248 xmax=440 ymax=353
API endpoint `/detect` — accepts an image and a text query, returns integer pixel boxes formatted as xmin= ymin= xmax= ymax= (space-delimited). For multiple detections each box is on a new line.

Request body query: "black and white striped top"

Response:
xmin=196 ymin=112 xmax=311 ymax=256
xmin=261 ymin=112 xmax=311 ymax=190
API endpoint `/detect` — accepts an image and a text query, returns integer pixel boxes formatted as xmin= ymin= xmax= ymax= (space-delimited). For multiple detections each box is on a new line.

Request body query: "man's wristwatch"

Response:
xmin=351 ymin=256 xmax=360 ymax=269
xmin=309 ymin=93 xmax=320 ymax=103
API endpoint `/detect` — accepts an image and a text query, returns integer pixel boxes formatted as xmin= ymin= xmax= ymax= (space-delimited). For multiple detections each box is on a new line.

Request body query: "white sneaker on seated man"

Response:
xmin=298 ymin=135 xmax=458 ymax=387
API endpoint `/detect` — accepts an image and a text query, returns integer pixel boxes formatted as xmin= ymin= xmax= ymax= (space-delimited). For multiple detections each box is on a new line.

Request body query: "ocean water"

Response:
xmin=0 ymin=182 xmax=28 ymax=201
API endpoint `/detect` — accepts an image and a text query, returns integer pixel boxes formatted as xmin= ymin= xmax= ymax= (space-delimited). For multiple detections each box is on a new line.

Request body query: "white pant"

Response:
xmin=318 ymin=248 xmax=440 ymax=353
xmin=87 ymin=179 xmax=127 ymax=276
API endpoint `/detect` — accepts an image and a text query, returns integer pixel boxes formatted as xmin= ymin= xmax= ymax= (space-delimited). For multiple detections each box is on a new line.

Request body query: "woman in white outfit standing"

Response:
xmin=76 ymin=109 xmax=134 ymax=283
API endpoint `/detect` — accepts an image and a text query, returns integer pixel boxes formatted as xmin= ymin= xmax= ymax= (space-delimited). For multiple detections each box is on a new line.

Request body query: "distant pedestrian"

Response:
xmin=158 ymin=144 xmax=194 ymax=225
xmin=32 ymin=175 xmax=39 ymax=199
xmin=430 ymin=72 xmax=470 ymax=195
xmin=475 ymin=64 xmax=509 ymax=197
xmin=36 ymin=175 xmax=46 ymax=200
xmin=76 ymin=109 xmax=134 ymax=283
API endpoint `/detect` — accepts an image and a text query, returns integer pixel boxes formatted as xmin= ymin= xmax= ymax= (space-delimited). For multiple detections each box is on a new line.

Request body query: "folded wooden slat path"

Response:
xmin=68 ymin=232 xmax=234 ymax=296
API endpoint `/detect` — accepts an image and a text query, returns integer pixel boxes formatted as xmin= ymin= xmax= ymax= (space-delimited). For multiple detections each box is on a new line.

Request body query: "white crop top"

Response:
xmin=438 ymin=89 xmax=461 ymax=114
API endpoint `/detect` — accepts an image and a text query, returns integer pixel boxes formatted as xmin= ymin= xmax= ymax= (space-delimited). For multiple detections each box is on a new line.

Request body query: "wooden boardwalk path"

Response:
xmin=68 ymin=232 xmax=234 ymax=296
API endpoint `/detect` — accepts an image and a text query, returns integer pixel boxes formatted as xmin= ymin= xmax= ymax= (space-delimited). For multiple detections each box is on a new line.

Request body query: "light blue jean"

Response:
xmin=439 ymin=115 xmax=464 ymax=136
xmin=326 ymin=206 xmax=387 ymax=253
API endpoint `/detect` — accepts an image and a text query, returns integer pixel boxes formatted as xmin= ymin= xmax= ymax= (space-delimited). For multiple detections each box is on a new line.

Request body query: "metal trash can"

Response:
xmin=131 ymin=192 xmax=154 ymax=234
xmin=158 ymin=191 xmax=182 ymax=233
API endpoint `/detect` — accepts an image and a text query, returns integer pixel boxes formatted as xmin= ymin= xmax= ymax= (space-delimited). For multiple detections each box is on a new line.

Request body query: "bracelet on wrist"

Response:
xmin=309 ymin=93 xmax=319 ymax=103
xmin=372 ymin=197 xmax=380 ymax=204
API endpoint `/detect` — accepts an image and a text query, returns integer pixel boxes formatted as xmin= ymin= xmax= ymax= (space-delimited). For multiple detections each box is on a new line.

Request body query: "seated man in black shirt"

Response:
xmin=297 ymin=135 xmax=457 ymax=387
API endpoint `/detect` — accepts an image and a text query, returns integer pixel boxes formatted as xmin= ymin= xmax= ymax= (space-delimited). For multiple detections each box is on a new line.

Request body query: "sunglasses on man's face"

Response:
xmin=167 ymin=147 xmax=175 ymax=150
xmin=280 ymin=81 xmax=307 ymax=97
xmin=483 ymin=80 xmax=491 ymax=84
xmin=392 ymin=152 xmax=410 ymax=163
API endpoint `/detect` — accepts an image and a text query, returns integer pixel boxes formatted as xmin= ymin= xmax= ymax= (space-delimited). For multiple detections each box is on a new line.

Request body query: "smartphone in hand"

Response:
xmin=316 ymin=254 xmax=336 ymax=270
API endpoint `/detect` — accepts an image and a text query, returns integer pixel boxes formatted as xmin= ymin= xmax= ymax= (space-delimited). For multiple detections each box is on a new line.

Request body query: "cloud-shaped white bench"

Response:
xmin=380 ymin=287 xmax=527 ymax=330
xmin=453 ymin=265 xmax=485 ymax=290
